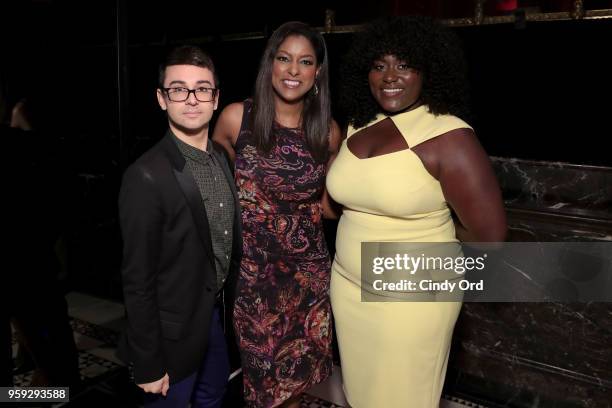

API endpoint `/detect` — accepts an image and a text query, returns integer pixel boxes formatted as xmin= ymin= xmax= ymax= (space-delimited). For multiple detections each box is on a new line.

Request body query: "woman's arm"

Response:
xmin=211 ymin=102 xmax=244 ymax=163
xmin=413 ymin=128 xmax=507 ymax=242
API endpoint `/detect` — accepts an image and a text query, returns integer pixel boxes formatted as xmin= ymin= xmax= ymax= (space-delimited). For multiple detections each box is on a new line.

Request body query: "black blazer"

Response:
xmin=116 ymin=132 xmax=242 ymax=384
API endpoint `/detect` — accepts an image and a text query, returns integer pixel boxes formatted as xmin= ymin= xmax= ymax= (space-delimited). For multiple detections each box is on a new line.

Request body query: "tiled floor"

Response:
xmin=10 ymin=292 xmax=485 ymax=407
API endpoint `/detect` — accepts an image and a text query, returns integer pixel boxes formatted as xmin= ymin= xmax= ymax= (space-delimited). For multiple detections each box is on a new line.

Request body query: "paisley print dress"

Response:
xmin=232 ymin=101 xmax=332 ymax=407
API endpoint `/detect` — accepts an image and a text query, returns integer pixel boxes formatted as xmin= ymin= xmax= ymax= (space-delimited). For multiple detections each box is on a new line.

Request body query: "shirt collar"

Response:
xmin=171 ymin=131 xmax=213 ymax=165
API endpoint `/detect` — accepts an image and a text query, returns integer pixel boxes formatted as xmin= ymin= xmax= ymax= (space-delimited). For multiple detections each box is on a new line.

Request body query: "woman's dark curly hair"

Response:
xmin=340 ymin=16 xmax=471 ymax=128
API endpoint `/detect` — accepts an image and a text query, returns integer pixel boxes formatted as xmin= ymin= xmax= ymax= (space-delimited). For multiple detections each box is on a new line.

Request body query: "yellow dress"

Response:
xmin=326 ymin=105 xmax=471 ymax=408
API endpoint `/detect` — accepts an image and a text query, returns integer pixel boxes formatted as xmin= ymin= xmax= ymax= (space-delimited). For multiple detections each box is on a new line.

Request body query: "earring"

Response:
xmin=313 ymin=82 xmax=319 ymax=96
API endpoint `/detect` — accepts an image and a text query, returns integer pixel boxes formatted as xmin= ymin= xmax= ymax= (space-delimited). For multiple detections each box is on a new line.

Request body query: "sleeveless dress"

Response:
xmin=326 ymin=105 xmax=470 ymax=408
xmin=232 ymin=101 xmax=333 ymax=407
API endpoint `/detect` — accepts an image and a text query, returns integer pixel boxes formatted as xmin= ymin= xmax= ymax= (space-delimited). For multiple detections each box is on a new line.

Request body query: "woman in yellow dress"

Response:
xmin=326 ymin=16 xmax=507 ymax=407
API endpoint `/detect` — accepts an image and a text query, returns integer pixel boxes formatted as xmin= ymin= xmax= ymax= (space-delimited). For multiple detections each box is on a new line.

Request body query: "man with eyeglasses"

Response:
xmin=117 ymin=45 xmax=241 ymax=408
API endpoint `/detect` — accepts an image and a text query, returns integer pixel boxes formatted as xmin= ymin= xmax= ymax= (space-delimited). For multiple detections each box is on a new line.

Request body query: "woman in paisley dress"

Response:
xmin=213 ymin=22 xmax=341 ymax=408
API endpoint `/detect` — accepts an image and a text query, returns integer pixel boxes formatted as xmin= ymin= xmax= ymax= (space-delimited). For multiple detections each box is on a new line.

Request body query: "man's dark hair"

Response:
xmin=158 ymin=45 xmax=219 ymax=89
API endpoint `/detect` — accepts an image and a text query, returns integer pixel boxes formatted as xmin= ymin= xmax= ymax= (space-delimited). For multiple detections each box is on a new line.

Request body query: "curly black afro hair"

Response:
xmin=339 ymin=16 xmax=471 ymax=128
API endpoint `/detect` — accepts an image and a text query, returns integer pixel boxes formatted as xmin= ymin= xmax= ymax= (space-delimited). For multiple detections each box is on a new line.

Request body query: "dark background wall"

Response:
xmin=459 ymin=18 xmax=612 ymax=165
xmin=3 ymin=1 xmax=612 ymax=169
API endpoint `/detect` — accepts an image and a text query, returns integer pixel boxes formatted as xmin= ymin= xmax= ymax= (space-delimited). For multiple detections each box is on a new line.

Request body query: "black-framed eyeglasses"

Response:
xmin=162 ymin=87 xmax=218 ymax=102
